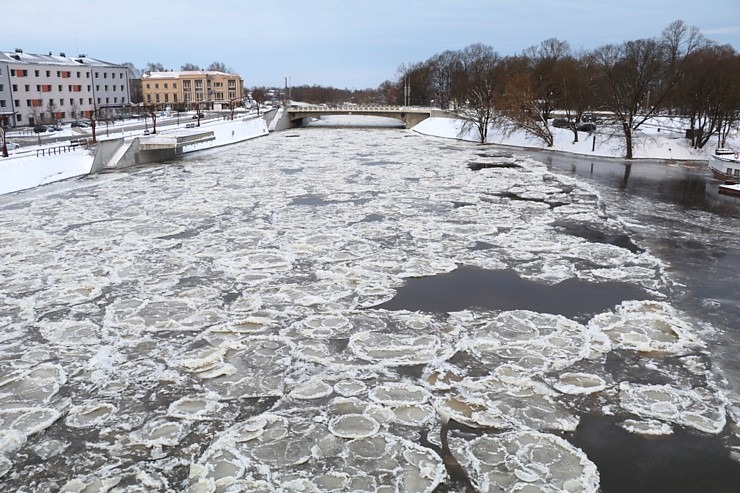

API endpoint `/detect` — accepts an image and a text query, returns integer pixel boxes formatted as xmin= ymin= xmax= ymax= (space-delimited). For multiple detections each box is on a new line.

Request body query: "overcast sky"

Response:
xmin=4 ymin=0 xmax=739 ymax=89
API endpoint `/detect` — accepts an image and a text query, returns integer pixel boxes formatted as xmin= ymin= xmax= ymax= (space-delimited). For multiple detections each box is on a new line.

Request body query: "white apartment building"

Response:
xmin=0 ymin=49 xmax=131 ymax=128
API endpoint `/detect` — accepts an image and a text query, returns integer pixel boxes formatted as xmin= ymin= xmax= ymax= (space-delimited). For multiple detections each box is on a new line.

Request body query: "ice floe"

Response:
xmin=449 ymin=430 xmax=600 ymax=492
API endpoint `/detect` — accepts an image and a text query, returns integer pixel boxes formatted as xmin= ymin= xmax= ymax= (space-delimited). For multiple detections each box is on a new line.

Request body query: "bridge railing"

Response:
xmin=288 ymin=105 xmax=429 ymax=112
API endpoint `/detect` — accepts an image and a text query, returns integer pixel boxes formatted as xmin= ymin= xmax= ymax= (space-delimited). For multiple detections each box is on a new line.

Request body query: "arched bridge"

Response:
xmin=286 ymin=105 xmax=433 ymax=129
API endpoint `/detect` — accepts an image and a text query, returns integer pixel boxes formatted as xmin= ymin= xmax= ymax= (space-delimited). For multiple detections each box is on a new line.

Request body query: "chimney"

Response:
xmin=15 ymin=48 xmax=23 ymax=53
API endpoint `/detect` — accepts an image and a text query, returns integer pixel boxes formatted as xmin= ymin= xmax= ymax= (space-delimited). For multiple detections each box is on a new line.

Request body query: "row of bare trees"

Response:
xmin=382 ymin=20 xmax=739 ymax=158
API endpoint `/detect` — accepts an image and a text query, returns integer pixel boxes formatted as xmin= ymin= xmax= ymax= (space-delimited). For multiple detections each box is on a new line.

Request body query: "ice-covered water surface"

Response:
xmin=0 ymin=129 xmax=736 ymax=492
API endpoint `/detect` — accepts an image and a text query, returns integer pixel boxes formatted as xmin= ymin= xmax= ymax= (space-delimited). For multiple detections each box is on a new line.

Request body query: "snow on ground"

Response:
xmin=1 ymin=113 xmax=268 ymax=195
xmin=0 ymin=148 xmax=94 ymax=196
xmin=413 ymin=115 xmax=738 ymax=161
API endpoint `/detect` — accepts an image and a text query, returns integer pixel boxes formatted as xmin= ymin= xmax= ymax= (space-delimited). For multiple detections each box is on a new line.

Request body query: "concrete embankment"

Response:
xmin=1 ymin=115 xmax=270 ymax=195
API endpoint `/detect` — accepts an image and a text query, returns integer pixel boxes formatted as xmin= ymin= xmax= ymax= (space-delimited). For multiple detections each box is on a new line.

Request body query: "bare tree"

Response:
xmin=592 ymin=38 xmax=674 ymax=158
xmin=121 ymin=62 xmax=142 ymax=79
xmin=46 ymin=100 xmax=57 ymax=124
xmin=456 ymin=44 xmax=500 ymax=143
xmin=557 ymin=52 xmax=598 ymax=143
xmin=527 ymin=38 xmax=571 ymax=122
xmin=207 ymin=61 xmax=232 ymax=73
xmin=181 ymin=63 xmax=201 ymax=71
xmin=497 ymin=66 xmax=554 ymax=147
xmin=146 ymin=62 xmax=165 ymax=72
xmin=251 ymin=88 xmax=266 ymax=115
xmin=70 ymin=99 xmax=80 ymax=121
xmin=676 ymin=45 xmax=739 ymax=148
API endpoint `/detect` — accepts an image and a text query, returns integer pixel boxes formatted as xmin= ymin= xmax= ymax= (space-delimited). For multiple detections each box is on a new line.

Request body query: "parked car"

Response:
xmin=6 ymin=142 xmax=21 ymax=150
xmin=192 ymin=113 xmax=205 ymax=119
xmin=71 ymin=121 xmax=89 ymax=128
xmin=577 ymin=122 xmax=597 ymax=132
xmin=582 ymin=114 xmax=598 ymax=123
xmin=552 ymin=118 xmax=571 ymax=128
xmin=33 ymin=125 xmax=47 ymax=133
xmin=48 ymin=125 xmax=63 ymax=132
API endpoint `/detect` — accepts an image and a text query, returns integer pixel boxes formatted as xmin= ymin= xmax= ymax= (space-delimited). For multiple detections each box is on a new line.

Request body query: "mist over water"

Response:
xmin=1 ymin=129 xmax=739 ymax=492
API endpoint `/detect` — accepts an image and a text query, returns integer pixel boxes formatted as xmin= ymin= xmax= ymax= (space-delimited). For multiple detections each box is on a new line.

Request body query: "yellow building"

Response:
xmin=141 ymin=70 xmax=243 ymax=111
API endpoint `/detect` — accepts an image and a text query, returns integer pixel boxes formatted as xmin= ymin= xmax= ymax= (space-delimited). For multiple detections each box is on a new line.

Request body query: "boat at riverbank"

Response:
xmin=708 ymin=149 xmax=740 ymax=183
xmin=719 ymin=182 xmax=740 ymax=197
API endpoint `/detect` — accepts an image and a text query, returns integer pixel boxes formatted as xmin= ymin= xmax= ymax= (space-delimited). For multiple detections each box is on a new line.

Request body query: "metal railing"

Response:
xmin=35 ymin=144 xmax=82 ymax=157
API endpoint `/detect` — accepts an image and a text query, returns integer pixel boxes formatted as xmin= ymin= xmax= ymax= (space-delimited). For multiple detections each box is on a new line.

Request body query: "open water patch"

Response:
xmin=374 ymin=266 xmax=650 ymax=321
xmin=554 ymin=221 xmax=644 ymax=254
xmin=572 ymin=415 xmax=740 ymax=493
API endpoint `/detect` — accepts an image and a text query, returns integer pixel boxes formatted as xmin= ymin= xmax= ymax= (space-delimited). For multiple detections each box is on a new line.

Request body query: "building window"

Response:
xmin=95 ymin=72 xmax=99 ymax=78
xmin=0 ymin=100 xmax=5 ymax=108
xmin=35 ymin=70 xmax=39 ymax=76
xmin=104 ymin=73 xmax=107 ymax=78
xmin=12 ymin=85 xmax=18 ymax=92
xmin=114 ymin=97 xmax=118 ymax=103
xmin=77 ymin=72 xmax=81 ymax=77
xmin=106 ymin=97 xmax=109 ymax=103
xmin=58 ymin=85 xmax=62 ymax=91
xmin=60 ymin=99 xmax=64 ymax=106
xmin=164 ymin=83 xmax=168 ymax=89
xmin=173 ymin=83 xmax=177 ymax=89
xmin=146 ymin=83 xmax=150 ymax=89
xmin=15 ymin=100 xmax=20 ymax=107
xmin=105 ymin=85 xmax=108 ymax=91
xmin=155 ymin=83 xmax=159 ymax=89
xmin=146 ymin=94 xmax=151 ymax=103
xmin=46 ymin=70 xmax=50 ymax=77
xmin=86 ymin=72 xmax=90 ymax=78
xmin=155 ymin=94 xmax=160 ymax=102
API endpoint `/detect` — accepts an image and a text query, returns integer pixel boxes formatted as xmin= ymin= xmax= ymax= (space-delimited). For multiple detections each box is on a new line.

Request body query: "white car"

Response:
xmin=6 ymin=142 xmax=20 ymax=150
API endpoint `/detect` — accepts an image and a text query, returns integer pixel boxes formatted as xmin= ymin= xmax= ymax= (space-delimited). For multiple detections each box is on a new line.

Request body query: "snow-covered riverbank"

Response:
xmin=2 ymin=113 xmax=737 ymax=196
xmin=1 ymin=116 xmax=269 ymax=196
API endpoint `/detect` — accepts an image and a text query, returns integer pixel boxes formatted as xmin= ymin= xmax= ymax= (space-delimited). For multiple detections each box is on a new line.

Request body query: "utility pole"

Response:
xmin=404 ymin=76 xmax=410 ymax=106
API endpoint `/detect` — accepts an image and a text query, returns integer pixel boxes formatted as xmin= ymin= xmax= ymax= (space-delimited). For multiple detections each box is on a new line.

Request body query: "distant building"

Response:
xmin=141 ymin=71 xmax=244 ymax=111
xmin=0 ymin=49 xmax=131 ymax=127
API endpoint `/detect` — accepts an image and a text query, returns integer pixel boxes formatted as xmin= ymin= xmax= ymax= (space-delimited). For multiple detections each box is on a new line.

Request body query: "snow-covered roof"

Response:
xmin=0 ymin=50 xmax=123 ymax=68
xmin=142 ymin=70 xmax=235 ymax=79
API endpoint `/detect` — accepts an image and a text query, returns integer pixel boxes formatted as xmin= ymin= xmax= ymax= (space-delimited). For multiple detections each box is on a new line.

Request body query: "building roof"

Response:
xmin=142 ymin=70 xmax=238 ymax=79
xmin=0 ymin=50 xmax=124 ymax=68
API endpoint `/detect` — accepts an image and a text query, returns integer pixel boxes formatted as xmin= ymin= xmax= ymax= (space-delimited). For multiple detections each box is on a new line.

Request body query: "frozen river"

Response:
xmin=1 ymin=128 xmax=739 ymax=492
